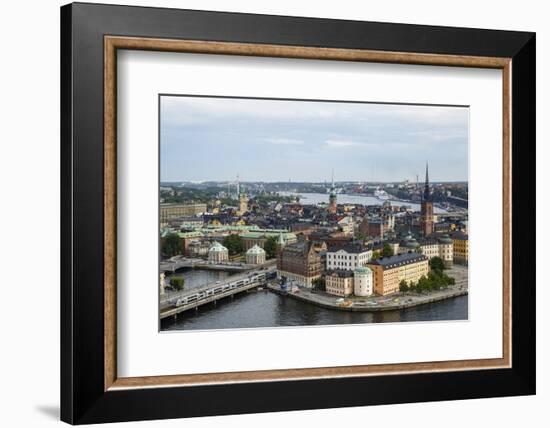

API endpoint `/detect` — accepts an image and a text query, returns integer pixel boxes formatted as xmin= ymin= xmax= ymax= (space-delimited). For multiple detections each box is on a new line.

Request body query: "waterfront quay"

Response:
xmin=160 ymin=266 xmax=276 ymax=319
xmin=268 ymin=265 xmax=468 ymax=313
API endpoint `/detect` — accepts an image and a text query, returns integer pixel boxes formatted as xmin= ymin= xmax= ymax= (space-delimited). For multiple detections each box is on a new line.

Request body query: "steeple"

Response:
xmin=328 ymin=169 xmax=337 ymax=214
xmin=423 ymin=162 xmax=430 ymax=202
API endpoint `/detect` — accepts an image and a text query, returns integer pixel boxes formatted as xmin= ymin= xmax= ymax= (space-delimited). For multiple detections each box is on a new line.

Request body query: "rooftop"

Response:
xmin=209 ymin=241 xmax=228 ymax=252
xmin=451 ymin=231 xmax=469 ymax=240
xmin=368 ymin=252 xmax=428 ymax=269
xmin=326 ymin=269 xmax=355 ymax=278
xmin=327 ymin=242 xmax=370 ymax=254
xmin=246 ymin=244 xmax=266 ymax=255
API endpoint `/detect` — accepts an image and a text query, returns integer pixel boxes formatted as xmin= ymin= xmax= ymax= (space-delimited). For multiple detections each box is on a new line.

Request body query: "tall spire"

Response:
xmin=425 ymin=163 xmax=429 ymax=185
xmin=236 ymin=173 xmax=240 ymax=197
xmin=423 ymin=162 xmax=430 ymax=202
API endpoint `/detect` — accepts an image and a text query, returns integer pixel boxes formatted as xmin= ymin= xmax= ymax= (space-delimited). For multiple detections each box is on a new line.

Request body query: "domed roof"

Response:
xmin=209 ymin=241 xmax=228 ymax=252
xmin=400 ymin=232 xmax=419 ymax=248
xmin=438 ymin=234 xmax=453 ymax=244
xmin=246 ymin=244 xmax=266 ymax=255
xmin=355 ymin=266 xmax=372 ymax=274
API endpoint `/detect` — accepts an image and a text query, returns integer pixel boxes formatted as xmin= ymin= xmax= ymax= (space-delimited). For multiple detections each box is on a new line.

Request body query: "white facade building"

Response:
xmin=245 ymin=244 xmax=266 ymax=265
xmin=208 ymin=241 xmax=229 ymax=263
xmin=326 ymin=243 xmax=372 ymax=271
xmin=354 ymin=266 xmax=374 ymax=297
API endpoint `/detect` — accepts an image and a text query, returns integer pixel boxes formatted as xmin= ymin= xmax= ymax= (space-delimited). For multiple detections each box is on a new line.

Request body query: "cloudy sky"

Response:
xmin=160 ymin=95 xmax=468 ymax=183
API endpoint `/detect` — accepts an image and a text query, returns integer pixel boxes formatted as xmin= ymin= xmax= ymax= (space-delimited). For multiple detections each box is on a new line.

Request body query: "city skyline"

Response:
xmin=160 ymin=177 xmax=468 ymax=185
xmin=161 ymin=95 xmax=469 ymax=183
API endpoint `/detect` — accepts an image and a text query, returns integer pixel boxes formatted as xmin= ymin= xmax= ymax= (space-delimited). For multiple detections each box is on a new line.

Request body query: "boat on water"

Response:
xmin=374 ymin=188 xmax=391 ymax=200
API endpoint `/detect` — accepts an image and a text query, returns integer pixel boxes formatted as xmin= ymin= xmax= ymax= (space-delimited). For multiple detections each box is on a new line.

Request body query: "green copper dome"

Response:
xmin=209 ymin=241 xmax=228 ymax=253
xmin=246 ymin=244 xmax=266 ymax=255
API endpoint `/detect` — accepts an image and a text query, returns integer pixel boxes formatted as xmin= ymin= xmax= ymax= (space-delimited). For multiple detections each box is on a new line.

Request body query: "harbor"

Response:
xmin=161 ymin=265 xmax=468 ymax=330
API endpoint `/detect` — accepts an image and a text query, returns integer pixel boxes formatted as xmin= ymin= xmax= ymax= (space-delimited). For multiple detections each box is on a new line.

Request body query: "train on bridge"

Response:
xmin=174 ymin=270 xmax=276 ymax=307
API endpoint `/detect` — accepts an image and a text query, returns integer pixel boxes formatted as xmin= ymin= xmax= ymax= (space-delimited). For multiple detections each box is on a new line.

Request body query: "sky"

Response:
xmin=160 ymin=95 xmax=468 ymax=183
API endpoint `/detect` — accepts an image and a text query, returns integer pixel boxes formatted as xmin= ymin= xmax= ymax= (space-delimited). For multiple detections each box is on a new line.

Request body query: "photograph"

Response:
xmin=159 ymin=95 xmax=469 ymax=331
xmin=53 ymin=2 xmax=537 ymax=424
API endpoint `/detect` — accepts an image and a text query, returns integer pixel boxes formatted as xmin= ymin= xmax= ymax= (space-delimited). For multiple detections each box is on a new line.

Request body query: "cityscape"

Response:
xmin=159 ymin=96 xmax=469 ymax=331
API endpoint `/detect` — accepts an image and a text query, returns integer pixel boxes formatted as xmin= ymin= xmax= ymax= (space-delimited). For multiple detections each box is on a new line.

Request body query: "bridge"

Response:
xmin=160 ymin=267 xmax=276 ymax=320
xmin=160 ymin=257 xmax=275 ymax=273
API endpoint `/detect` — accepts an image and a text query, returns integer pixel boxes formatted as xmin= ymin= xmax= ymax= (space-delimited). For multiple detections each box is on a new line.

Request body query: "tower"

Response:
xmin=238 ymin=192 xmax=248 ymax=215
xmin=420 ymin=163 xmax=434 ymax=236
xmin=276 ymin=232 xmax=286 ymax=271
xmin=237 ymin=174 xmax=248 ymax=215
xmin=328 ymin=169 xmax=337 ymax=214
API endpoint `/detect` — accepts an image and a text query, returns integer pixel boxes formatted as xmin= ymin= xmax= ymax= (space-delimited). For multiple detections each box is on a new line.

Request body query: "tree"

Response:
xmin=382 ymin=243 xmax=394 ymax=258
xmin=399 ymin=279 xmax=409 ymax=293
xmin=312 ymin=277 xmax=325 ymax=292
xmin=223 ymin=234 xmax=244 ymax=256
xmin=162 ymin=233 xmax=182 ymax=257
xmin=264 ymin=236 xmax=278 ymax=259
xmin=371 ymin=251 xmax=381 ymax=260
xmin=170 ymin=276 xmax=185 ymax=290
xmin=429 ymin=256 xmax=446 ymax=272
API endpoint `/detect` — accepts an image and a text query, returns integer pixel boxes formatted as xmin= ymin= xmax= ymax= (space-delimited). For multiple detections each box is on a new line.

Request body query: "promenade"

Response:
xmin=268 ymin=265 xmax=468 ymax=312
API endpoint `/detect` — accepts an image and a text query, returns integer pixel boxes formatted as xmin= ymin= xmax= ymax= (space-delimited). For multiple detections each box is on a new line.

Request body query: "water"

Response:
xmin=167 ymin=269 xmax=235 ymax=291
xmin=280 ymin=192 xmax=447 ymax=213
xmin=161 ymin=288 xmax=468 ymax=331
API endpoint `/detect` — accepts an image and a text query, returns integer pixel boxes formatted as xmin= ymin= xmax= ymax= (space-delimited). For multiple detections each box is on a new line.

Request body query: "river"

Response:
xmin=161 ymin=270 xmax=467 ymax=331
xmin=279 ymin=192 xmax=447 ymax=213
xmin=167 ymin=269 xmax=232 ymax=291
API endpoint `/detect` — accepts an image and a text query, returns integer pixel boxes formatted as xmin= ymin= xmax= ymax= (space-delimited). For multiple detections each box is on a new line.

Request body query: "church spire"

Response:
xmin=423 ymin=162 xmax=430 ymax=201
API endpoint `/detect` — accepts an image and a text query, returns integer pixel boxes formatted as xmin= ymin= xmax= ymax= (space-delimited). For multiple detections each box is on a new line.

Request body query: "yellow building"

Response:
xmin=160 ymin=203 xmax=207 ymax=225
xmin=325 ymin=270 xmax=354 ymax=297
xmin=367 ymin=253 xmax=429 ymax=296
xmin=238 ymin=193 xmax=249 ymax=215
xmin=451 ymin=231 xmax=469 ymax=265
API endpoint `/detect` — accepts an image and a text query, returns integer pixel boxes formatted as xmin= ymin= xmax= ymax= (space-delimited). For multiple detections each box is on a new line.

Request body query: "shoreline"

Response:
xmin=266 ymin=283 xmax=468 ymax=312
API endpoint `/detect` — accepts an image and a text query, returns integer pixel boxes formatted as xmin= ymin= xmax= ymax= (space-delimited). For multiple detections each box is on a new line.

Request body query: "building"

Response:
xmin=354 ymin=266 xmax=374 ymax=297
xmin=397 ymin=232 xmax=420 ymax=254
xmin=398 ymin=232 xmax=454 ymax=268
xmin=208 ymin=241 xmax=229 ymax=263
xmin=160 ymin=203 xmax=207 ymax=225
xmin=160 ymin=230 xmax=203 ymax=256
xmin=436 ymin=234 xmax=454 ymax=267
xmin=358 ymin=215 xmax=393 ymax=239
xmin=290 ymin=222 xmax=318 ymax=237
xmin=238 ymin=193 xmax=248 ymax=215
xmin=187 ymin=240 xmax=211 ymax=257
xmin=451 ymin=231 xmax=469 ymax=265
xmin=241 ymin=230 xmax=297 ymax=250
xmin=326 ymin=243 xmax=372 ymax=271
xmin=325 ymin=270 xmax=354 ymax=297
xmin=245 ymin=244 xmax=266 ymax=265
xmin=337 ymin=216 xmax=354 ymax=235
xmin=367 ymin=253 xmax=429 ymax=296
xmin=277 ymin=241 xmax=326 ymax=287
xmin=168 ymin=216 xmax=204 ymax=230
xmin=420 ymin=163 xmax=435 ymax=236
xmin=328 ymin=171 xmax=337 ymax=214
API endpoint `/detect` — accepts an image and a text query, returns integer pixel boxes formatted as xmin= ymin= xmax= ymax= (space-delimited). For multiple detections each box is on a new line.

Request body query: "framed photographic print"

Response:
xmin=61 ymin=2 xmax=535 ymax=424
